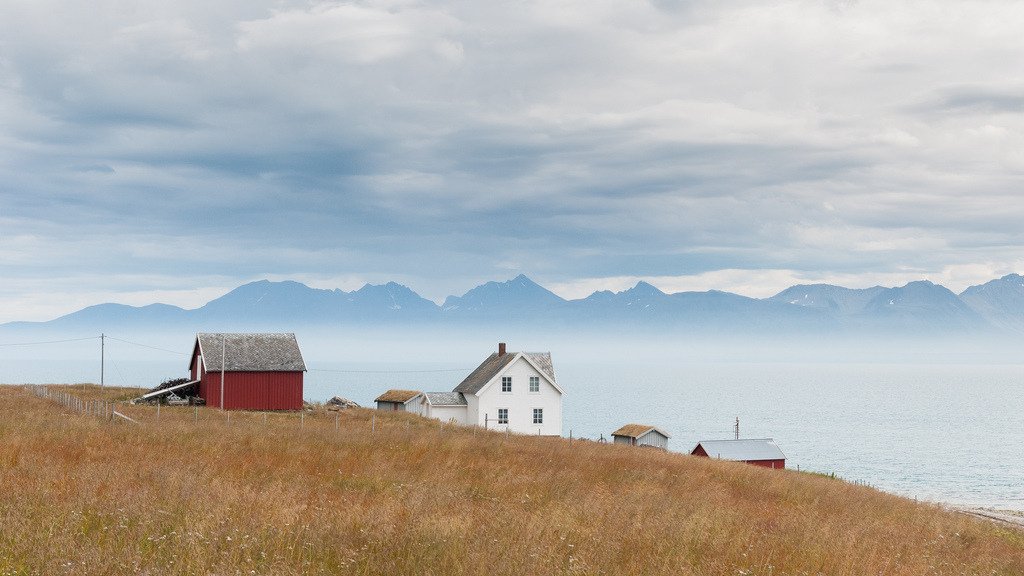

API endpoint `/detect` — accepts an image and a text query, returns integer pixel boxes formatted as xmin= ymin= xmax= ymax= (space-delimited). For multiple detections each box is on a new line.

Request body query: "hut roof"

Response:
xmin=193 ymin=333 xmax=306 ymax=372
xmin=374 ymin=389 xmax=422 ymax=403
xmin=611 ymin=424 xmax=671 ymax=439
xmin=692 ymin=439 xmax=786 ymax=461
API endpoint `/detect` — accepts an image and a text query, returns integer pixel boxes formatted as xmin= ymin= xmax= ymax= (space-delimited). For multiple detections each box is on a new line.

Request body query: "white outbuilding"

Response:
xmin=421 ymin=392 xmax=468 ymax=425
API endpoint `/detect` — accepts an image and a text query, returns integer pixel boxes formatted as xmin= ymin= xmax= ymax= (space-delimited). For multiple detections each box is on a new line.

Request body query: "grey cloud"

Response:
xmin=2 ymin=0 xmax=1024 ymax=321
xmin=906 ymin=85 xmax=1024 ymax=118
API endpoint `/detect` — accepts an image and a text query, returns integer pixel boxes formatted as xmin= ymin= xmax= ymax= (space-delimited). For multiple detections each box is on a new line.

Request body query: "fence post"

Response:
xmin=301 ymin=413 xmax=304 ymax=428
xmin=194 ymin=407 xmax=198 ymax=423
xmin=335 ymin=413 xmax=339 ymax=431
xmin=157 ymin=402 xmax=161 ymax=421
xmin=372 ymin=413 xmax=375 ymax=433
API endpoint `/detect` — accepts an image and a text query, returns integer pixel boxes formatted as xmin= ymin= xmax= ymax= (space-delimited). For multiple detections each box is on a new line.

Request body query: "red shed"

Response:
xmin=691 ymin=438 xmax=786 ymax=469
xmin=189 ymin=333 xmax=305 ymax=411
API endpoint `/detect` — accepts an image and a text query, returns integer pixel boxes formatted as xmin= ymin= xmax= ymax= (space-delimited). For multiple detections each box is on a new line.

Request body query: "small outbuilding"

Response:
xmin=375 ymin=389 xmax=423 ymax=412
xmin=611 ymin=424 xmax=671 ymax=449
xmin=422 ymin=392 xmax=468 ymax=425
xmin=190 ymin=333 xmax=305 ymax=411
xmin=690 ymin=438 xmax=786 ymax=469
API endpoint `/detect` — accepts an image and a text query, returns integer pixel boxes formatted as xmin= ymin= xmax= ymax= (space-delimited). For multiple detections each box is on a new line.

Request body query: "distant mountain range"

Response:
xmin=4 ymin=273 xmax=1024 ymax=336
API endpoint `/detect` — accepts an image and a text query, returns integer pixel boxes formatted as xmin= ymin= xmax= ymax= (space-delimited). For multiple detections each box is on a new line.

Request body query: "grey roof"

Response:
xmin=692 ymin=439 xmax=786 ymax=461
xmin=525 ymin=352 xmax=555 ymax=383
xmin=423 ymin=392 xmax=467 ymax=406
xmin=453 ymin=351 xmax=556 ymax=395
xmin=194 ymin=333 xmax=306 ymax=372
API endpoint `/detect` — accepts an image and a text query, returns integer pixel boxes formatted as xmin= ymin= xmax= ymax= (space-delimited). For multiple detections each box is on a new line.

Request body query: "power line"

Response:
xmin=0 ymin=335 xmax=467 ymax=372
xmin=0 ymin=336 xmax=100 ymax=347
xmin=309 ymin=367 xmax=472 ymax=374
xmin=105 ymin=336 xmax=188 ymax=356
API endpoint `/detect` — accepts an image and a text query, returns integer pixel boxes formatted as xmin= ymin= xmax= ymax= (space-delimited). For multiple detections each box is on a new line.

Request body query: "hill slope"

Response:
xmin=2 ymin=386 xmax=1021 ymax=575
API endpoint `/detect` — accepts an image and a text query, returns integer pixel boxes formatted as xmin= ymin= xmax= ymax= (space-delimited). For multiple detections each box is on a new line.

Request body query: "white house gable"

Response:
xmin=472 ymin=354 xmax=562 ymax=436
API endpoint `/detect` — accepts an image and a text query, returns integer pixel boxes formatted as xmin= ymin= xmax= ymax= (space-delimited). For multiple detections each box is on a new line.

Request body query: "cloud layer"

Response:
xmin=2 ymin=0 xmax=1023 ymax=321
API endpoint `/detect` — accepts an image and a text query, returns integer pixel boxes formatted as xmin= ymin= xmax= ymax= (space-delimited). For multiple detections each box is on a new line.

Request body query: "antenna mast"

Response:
xmin=734 ymin=416 xmax=739 ymax=440
xmin=220 ymin=334 xmax=226 ymax=411
xmin=100 ymin=333 xmax=105 ymax=388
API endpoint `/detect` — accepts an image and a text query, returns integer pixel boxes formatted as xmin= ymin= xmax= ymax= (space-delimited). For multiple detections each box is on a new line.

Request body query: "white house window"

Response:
xmin=498 ymin=408 xmax=508 ymax=424
xmin=501 ymin=376 xmax=512 ymax=392
xmin=533 ymin=408 xmax=543 ymax=424
xmin=529 ymin=376 xmax=540 ymax=392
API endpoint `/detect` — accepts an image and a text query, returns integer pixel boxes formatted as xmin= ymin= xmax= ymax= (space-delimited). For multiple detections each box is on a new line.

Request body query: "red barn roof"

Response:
xmin=192 ymin=333 xmax=306 ymax=372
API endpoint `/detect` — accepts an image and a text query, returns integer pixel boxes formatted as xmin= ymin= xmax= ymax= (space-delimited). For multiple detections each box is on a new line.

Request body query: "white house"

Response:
xmin=417 ymin=343 xmax=563 ymax=436
xmin=611 ymin=424 xmax=671 ymax=449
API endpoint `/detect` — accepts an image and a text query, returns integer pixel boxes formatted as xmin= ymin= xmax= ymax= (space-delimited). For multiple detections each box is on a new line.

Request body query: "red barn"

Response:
xmin=190 ymin=333 xmax=306 ymax=410
xmin=691 ymin=438 xmax=786 ymax=469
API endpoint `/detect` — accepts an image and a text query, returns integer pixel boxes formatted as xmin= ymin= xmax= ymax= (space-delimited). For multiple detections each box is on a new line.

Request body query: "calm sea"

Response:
xmin=4 ymin=358 xmax=1022 ymax=511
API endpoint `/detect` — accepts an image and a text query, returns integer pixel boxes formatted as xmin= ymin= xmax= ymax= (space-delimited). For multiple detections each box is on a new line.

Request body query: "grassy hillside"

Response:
xmin=1 ymin=385 xmax=1022 ymax=575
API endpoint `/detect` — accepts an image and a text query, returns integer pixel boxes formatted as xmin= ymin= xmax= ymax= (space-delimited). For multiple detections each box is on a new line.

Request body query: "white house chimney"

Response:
xmin=498 ymin=342 xmax=506 ymax=356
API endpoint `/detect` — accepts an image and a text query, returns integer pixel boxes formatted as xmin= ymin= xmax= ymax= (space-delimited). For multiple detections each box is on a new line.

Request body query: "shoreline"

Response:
xmin=949 ymin=506 xmax=1024 ymax=530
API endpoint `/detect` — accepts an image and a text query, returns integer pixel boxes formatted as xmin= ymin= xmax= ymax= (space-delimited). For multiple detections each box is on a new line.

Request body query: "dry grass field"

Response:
xmin=1 ymin=384 xmax=1022 ymax=575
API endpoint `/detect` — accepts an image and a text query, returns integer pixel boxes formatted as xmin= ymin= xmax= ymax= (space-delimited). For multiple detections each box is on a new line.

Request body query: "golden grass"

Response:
xmin=1 ymin=384 xmax=1022 ymax=575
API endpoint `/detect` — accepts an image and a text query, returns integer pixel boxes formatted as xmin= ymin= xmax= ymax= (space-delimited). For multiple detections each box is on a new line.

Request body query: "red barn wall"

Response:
xmin=691 ymin=445 xmax=785 ymax=469
xmin=198 ymin=370 xmax=303 ymax=410
xmin=747 ymin=459 xmax=786 ymax=469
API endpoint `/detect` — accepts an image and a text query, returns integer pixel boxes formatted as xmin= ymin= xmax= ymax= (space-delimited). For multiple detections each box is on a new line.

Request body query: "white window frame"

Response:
xmin=529 ymin=376 xmax=540 ymax=393
xmin=533 ymin=408 xmax=543 ymax=424
xmin=501 ymin=376 xmax=512 ymax=393
xmin=497 ymin=408 xmax=508 ymax=424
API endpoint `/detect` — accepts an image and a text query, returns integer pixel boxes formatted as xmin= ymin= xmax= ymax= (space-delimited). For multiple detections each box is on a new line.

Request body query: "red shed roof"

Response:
xmin=691 ymin=439 xmax=785 ymax=462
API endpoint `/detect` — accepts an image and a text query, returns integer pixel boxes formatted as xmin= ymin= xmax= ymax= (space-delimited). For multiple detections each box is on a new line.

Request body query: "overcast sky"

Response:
xmin=2 ymin=0 xmax=1023 ymax=322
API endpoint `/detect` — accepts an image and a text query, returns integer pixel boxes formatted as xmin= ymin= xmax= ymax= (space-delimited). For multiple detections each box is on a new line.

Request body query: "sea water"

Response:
xmin=4 ymin=358 xmax=1022 ymax=510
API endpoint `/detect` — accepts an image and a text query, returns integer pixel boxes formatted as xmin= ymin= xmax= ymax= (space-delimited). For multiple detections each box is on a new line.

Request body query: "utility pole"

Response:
xmin=734 ymin=416 xmax=739 ymax=440
xmin=100 ymin=333 xmax=105 ymax=388
xmin=220 ymin=334 xmax=226 ymax=411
